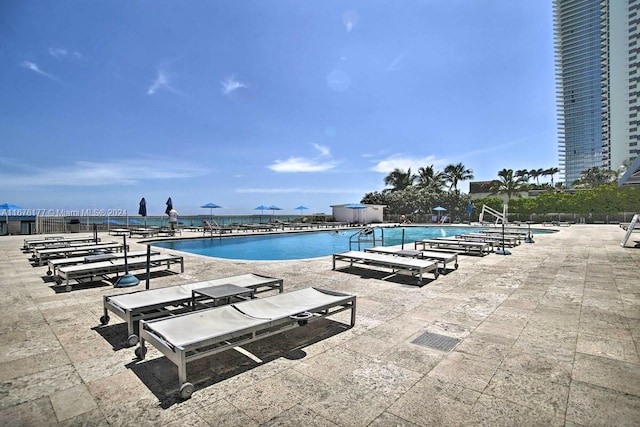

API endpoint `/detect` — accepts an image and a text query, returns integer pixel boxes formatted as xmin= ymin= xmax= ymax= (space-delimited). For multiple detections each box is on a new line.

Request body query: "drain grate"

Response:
xmin=411 ymin=332 xmax=460 ymax=352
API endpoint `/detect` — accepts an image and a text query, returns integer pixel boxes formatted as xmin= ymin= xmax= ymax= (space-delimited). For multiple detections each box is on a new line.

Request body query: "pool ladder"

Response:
xmin=348 ymin=226 xmax=384 ymax=251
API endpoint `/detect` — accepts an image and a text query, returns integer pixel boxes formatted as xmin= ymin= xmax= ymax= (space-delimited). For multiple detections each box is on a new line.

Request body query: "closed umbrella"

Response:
xmin=165 ymin=198 xmax=173 ymax=216
xmin=0 ymin=203 xmax=23 ymax=235
xmin=138 ymin=197 xmax=147 ymax=227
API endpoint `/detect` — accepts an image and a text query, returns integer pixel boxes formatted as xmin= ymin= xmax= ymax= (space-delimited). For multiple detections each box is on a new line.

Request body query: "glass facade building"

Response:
xmin=554 ymin=0 xmax=639 ymax=187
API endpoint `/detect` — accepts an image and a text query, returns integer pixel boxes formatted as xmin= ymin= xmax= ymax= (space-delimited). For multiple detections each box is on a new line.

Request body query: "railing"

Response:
xmin=348 ymin=226 xmax=384 ymax=251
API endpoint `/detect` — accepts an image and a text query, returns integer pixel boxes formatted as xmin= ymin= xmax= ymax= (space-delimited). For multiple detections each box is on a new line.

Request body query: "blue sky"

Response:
xmin=0 ymin=1 xmax=557 ymax=216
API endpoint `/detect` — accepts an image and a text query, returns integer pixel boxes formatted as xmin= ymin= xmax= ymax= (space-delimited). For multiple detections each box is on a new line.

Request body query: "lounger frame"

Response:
xmin=414 ymin=239 xmax=492 ymax=255
xmin=101 ymin=273 xmax=284 ymax=346
xmin=364 ymin=247 xmax=459 ymax=272
xmin=24 ymin=236 xmax=100 ymax=252
xmin=33 ymin=242 xmax=123 ymax=265
xmin=55 ymin=253 xmax=184 ymax=291
xmin=136 ymin=287 xmax=355 ymax=399
xmin=333 ymin=250 xmax=439 ymax=285
xmin=47 ymin=250 xmax=157 ymax=276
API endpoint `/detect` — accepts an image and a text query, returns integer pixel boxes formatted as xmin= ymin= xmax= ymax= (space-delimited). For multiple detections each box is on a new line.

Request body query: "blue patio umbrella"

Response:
xmin=0 ymin=203 xmax=23 ymax=235
xmin=128 ymin=219 xmax=141 ymax=225
xmin=345 ymin=203 xmax=367 ymax=223
xmin=103 ymin=219 xmax=121 ymax=225
xmin=254 ymin=205 xmax=268 ymax=215
xmin=201 ymin=202 xmax=222 ymax=222
xmin=268 ymin=205 xmax=282 ymax=215
xmin=433 ymin=205 xmax=447 ymax=221
xmin=294 ymin=205 xmax=309 ymax=215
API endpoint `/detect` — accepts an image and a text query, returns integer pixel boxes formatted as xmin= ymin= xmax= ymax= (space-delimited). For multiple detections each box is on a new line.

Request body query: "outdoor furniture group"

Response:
xmin=98 ymin=273 xmax=356 ymax=400
xmin=24 ymin=235 xmax=184 ymax=292
xmin=332 ymin=229 xmax=527 ymax=286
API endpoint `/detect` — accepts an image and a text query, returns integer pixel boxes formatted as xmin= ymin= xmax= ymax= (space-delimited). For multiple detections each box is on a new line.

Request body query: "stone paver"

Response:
xmin=0 ymin=224 xmax=639 ymax=425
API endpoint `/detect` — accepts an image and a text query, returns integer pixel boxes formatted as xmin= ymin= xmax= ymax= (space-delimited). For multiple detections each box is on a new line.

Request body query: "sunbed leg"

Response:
xmin=350 ymin=301 xmax=356 ymax=327
xmin=134 ymin=340 xmax=147 ymax=360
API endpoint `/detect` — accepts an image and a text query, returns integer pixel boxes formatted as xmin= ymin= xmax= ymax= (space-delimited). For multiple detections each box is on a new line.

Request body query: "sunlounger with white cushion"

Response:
xmin=364 ymin=246 xmax=459 ymax=272
xmin=455 ymin=233 xmax=520 ymax=247
xmin=135 ymin=287 xmax=356 ymax=399
xmin=54 ymin=253 xmax=184 ymax=291
xmin=46 ymin=250 xmax=158 ymax=276
xmin=100 ymin=273 xmax=284 ymax=347
xmin=414 ymin=239 xmax=492 ymax=255
xmin=33 ymin=242 xmax=123 ymax=265
xmin=25 ymin=236 xmax=100 ymax=252
xmin=332 ymin=250 xmax=439 ymax=285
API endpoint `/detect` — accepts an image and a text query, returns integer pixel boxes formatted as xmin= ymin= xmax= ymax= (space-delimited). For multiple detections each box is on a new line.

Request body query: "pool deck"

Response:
xmin=1 ymin=224 xmax=639 ymax=425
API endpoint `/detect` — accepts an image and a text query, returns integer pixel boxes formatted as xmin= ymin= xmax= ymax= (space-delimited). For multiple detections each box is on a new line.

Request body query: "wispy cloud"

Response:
xmin=268 ymin=144 xmax=338 ymax=173
xmin=0 ymin=158 xmax=208 ymax=187
xmin=147 ymin=70 xmax=182 ymax=95
xmin=371 ymin=154 xmax=448 ymax=173
xmin=386 ymin=53 xmax=406 ymax=71
xmin=20 ymin=60 xmax=62 ymax=83
xmin=221 ymin=75 xmax=247 ymax=95
xmin=312 ymin=143 xmax=330 ymax=156
xmin=236 ymin=187 xmax=364 ymax=194
xmin=48 ymin=48 xmax=82 ymax=60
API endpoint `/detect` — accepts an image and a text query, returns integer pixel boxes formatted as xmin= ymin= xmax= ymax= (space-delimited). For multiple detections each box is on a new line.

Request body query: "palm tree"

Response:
xmin=383 ymin=168 xmax=416 ymax=191
xmin=515 ymin=169 xmax=530 ymax=183
xmin=416 ymin=165 xmax=445 ymax=192
xmin=572 ymin=167 xmax=615 ymax=188
xmin=490 ymin=168 xmax=527 ymax=200
xmin=544 ymin=167 xmax=560 ymax=187
xmin=443 ymin=163 xmax=474 ymax=193
xmin=529 ymin=168 xmax=544 ymax=186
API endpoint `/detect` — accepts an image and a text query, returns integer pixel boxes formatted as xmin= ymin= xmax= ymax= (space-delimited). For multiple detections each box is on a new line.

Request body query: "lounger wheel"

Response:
xmin=454 ymin=263 xmax=459 ymax=269
xmin=290 ymin=311 xmax=313 ymax=326
xmin=46 ymin=270 xmax=52 ymax=276
xmin=127 ymin=334 xmax=139 ymax=347
xmin=55 ymin=277 xmax=62 ymax=285
xmin=134 ymin=346 xmax=147 ymax=360
xmin=99 ymin=315 xmax=110 ymax=325
xmin=179 ymin=382 xmax=194 ymax=400
xmin=434 ymin=271 xmax=439 ymax=279
xmin=65 ymin=285 xmax=72 ymax=292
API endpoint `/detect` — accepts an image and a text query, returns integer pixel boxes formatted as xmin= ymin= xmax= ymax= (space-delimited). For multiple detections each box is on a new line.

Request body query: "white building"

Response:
xmin=330 ymin=204 xmax=385 ymax=224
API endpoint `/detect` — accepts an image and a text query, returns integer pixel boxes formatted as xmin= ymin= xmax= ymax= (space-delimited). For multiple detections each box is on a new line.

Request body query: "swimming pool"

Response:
xmin=153 ymin=226 xmax=492 ymax=261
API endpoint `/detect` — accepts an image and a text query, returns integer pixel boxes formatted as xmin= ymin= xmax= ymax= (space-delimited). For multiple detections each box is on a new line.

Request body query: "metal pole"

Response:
xmin=145 ymin=244 xmax=151 ymax=290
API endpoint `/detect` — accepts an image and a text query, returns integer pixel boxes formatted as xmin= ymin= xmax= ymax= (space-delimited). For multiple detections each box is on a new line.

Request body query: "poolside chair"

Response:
xmin=100 ymin=273 xmax=284 ymax=346
xmin=55 ymin=253 xmax=184 ymax=291
xmin=332 ymin=250 xmax=439 ymax=286
xmin=134 ymin=287 xmax=356 ymax=399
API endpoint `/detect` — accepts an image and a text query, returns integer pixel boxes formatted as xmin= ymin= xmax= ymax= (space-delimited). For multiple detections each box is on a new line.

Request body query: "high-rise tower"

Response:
xmin=554 ymin=0 xmax=639 ymax=187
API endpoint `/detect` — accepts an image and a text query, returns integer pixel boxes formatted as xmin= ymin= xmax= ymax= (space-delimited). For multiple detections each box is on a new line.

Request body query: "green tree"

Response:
xmin=572 ymin=167 xmax=615 ymax=188
xmin=383 ymin=168 xmax=416 ymax=191
xmin=515 ymin=169 xmax=530 ymax=184
xmin=443 ymin=163 xmax=474 ymax=193
xmin=544 ymin=167 xmax=560 ymax=187
xmin=416 ymin=165 xmax=445 ymax=192
xmin=490 ymin=168 xmax=527 ymax=200
xmin=529 ymin=168 xmax=544 ymax=186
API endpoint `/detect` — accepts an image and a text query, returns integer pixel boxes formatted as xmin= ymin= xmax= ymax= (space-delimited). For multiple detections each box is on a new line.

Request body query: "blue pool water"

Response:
xmin=153 ymin=226 xmax=493 ymax=261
